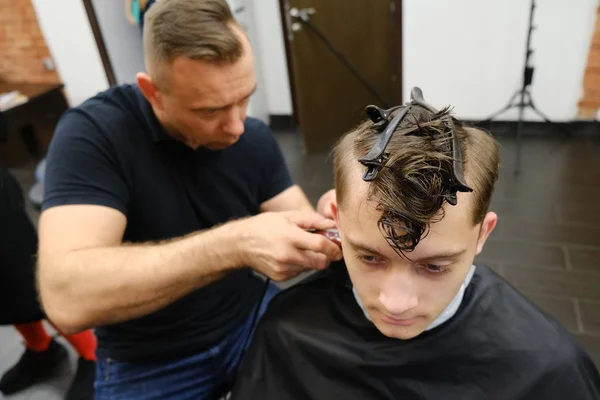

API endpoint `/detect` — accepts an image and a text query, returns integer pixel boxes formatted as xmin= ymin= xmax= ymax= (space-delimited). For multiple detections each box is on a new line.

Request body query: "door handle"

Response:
xmin=289 ymin=7 xmax=316 ymax=32
xmin=289 ymin=7 xmax=316 ymax=20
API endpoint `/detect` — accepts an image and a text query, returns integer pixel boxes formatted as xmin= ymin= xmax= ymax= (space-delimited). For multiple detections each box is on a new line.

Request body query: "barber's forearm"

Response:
xmin=40 ymin=225 xmax=242 ymax=333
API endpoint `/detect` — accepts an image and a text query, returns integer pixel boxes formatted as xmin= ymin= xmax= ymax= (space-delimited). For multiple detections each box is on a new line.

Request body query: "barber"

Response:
xmin=36 ymin=0 xmax=341 ymax=399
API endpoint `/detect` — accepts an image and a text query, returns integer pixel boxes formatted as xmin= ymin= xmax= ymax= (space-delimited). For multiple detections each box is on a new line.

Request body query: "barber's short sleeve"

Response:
xmin=42 ymin=111 xmax=129 ymax=215
xmin=254 ymin=120 xmax=294 ymax=204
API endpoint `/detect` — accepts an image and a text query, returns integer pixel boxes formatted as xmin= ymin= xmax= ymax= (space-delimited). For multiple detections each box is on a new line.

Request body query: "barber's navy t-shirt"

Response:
xmin=42 ymin=84 xmax=294 ymax=362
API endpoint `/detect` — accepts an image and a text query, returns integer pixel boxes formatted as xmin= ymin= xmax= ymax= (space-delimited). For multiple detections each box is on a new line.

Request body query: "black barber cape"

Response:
xmin=230 ymin=261 xmax=600 ymax=400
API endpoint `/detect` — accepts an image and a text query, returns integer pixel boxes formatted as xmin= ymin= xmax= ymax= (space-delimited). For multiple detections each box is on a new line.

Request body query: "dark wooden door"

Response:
xmin=280 ymin=0 xmax=402 ymax=153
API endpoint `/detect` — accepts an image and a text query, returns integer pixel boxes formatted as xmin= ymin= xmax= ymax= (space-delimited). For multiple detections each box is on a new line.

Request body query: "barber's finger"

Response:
xmin=284 ymin=211 xmax=336 ymax=231
xmin=309 ymin=217 xmax=337 ymax=231
xmin=292 ymin=230 xmax=343 ymax=261
xmin=297 ymin=250 xmax=329 ymax=271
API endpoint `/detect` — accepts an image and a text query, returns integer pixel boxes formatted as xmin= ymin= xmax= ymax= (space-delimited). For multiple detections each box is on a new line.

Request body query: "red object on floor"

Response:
xmin=14 ymin=322 xmax=52 ymax=352
xmin=59 ymin=330 xmax=97 ymax=362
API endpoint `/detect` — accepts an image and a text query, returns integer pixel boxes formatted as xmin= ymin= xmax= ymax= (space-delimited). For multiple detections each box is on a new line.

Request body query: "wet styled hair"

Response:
xmin=333 ymin=105 xmax=500 ymax=253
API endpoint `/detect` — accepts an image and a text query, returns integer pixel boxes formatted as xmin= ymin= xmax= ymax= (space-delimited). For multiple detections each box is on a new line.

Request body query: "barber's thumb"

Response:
xmin=286 ymin=211 xmax=336 ymax=230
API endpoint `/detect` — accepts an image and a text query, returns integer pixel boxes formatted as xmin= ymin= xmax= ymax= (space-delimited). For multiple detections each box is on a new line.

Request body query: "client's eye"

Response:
xmin=356 ymin=254 xmax=382 ymax=265
xmin=422 ymin=264 xmax=451 ymax=274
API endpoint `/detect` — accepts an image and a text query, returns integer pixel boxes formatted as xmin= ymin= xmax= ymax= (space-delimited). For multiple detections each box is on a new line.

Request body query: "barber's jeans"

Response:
xmin=94 ymin=283 xmax=280 ymax=400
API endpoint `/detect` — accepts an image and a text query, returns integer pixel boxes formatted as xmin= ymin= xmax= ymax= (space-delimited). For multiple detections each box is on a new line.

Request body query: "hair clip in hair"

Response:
xmin=365 ymin=105 xmax=403 ymax=129
xmin=358 ymin=87 xmax=474 ymax=203
xmin=409 ymin=87 xmax=437 ymax=113
xmin=444 ymin=117 xmax=473 ymax=205
xmin=359 ymin=106 xmax=412 ymax=181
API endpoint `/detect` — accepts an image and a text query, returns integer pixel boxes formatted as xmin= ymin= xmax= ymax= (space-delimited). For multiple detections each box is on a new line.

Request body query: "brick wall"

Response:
xmin=0 ymin=0 xmax=60 ymax=84
xmin=578 ymin=6 xmax=600 ymax=119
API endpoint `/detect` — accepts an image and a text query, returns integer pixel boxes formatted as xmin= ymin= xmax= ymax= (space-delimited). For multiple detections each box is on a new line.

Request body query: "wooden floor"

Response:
xmin=1 ymin=126 xmax=599 ymax=398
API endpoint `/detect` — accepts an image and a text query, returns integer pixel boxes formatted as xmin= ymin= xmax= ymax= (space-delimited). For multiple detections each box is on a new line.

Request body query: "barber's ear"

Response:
xmin=475 ymin=212 xmax=497 ymax=255
xmin=136 ymin=72 xmax=164 ymax=111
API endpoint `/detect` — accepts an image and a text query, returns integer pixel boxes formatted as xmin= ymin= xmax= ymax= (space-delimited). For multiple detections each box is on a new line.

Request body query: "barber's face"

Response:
xmin=142 ymin=24 xmax=256 ymax=150
xmin=333 ymin=163 xmax=497 ymax=340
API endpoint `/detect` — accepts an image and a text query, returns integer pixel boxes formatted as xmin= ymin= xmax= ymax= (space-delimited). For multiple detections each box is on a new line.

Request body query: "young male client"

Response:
xmin=230 ymin=88 xmax=600 ymax=399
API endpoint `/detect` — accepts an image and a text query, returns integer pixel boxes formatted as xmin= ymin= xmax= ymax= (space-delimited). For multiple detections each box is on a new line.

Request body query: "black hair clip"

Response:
xmin=359 ymin=105 xmax=411 ymax=181
xmin=358 ymin=87 xmax=473 ymax=205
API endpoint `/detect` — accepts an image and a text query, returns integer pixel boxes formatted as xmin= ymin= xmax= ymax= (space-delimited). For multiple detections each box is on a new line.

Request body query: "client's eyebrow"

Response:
xmin=346 ymin=238 xmax=386 ymax=257
xmin=346 ymin=237 xmax=466 ymax=261
xmin=415 ymin=249 xmax=466 ymax=262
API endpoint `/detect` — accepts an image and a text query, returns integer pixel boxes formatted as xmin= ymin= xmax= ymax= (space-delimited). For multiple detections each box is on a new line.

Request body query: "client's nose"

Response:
xmin=379 ymin=269 xmax=418 ymax=316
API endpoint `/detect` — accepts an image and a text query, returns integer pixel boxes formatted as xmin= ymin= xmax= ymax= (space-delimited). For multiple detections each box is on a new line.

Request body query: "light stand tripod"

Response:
xmin=483 ymin=0 xmax=570 ymax=174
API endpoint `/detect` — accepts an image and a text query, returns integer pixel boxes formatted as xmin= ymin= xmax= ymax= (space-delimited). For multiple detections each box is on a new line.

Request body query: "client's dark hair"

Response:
xmin=333 ymin=104 xmax=500 ymax=253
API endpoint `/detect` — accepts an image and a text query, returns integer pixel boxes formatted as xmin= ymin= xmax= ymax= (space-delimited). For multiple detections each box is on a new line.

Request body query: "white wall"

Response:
xmin=252 ymin=0 xmax=293 ymax=115
xmin=403 ymin=0 xmax=598 ymax=121
xmin=33 ymin=0 xmax=594 ymax=122
xmin=30 ymin=0 xmax=290 ymax=117
xmin=31 ymin=0 xmax=109 ymax=106
xmin=247 ymin=0 xmax=597 ymax=121
xmin=93 ymin=0 xmax=146 ymax=85
xmin=31 ymin=0 xmax=284 ymax=120
xmin=229 ymin=0 xmax=270 ymax=122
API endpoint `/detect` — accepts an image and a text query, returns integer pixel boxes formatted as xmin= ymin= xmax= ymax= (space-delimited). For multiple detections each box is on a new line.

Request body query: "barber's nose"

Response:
xmin=379 ymin=269 xmax=418 ymax=316
xmin=222 ymin=107 xmax=245 ymax=137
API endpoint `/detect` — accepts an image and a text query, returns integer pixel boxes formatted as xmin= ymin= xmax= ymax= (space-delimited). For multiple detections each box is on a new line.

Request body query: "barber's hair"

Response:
xmin=143 ymin=0 xmax=242 ymax=87
xmin=333 ymin=105 xmax=500 ymax=252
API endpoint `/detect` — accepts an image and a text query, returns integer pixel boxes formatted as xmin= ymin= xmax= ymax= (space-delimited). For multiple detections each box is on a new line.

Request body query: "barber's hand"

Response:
xmin=236 ymin=211 xmax=343 ymax=281
xmin=316 ymin=189 xmax=336 ymax=220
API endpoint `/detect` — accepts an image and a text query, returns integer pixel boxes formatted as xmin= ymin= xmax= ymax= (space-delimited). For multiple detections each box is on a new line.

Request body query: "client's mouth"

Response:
xmin=380 ymin=314 xmax=419 ymax=326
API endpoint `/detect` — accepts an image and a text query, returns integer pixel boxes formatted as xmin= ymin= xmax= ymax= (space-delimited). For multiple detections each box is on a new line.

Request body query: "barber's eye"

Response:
xmin=196 ymin=108 xmax=219 ymax=117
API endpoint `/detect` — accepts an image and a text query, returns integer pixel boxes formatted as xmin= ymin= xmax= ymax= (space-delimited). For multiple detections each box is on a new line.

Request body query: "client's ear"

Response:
xmin=332 ymin=202 xmax=340 ymax=229
xmin=475 ymin=212 xmax=498 ymax=255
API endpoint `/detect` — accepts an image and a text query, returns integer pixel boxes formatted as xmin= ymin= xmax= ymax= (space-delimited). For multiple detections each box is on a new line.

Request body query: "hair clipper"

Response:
xmin=310 ymin=228 xmax=342 ymax=247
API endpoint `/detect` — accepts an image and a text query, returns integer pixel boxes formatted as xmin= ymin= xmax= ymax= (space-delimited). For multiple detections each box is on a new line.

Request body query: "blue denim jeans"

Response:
xmin=94 ymin=283 xmax=280 ymax=400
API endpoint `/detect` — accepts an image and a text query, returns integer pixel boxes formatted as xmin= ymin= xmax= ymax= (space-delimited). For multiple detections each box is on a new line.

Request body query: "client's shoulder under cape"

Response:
xmin=231 ymin=261 xmax=600 ymax=400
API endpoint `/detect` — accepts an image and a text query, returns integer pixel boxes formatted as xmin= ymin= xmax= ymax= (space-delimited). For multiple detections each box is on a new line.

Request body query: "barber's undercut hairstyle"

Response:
xmin=143 ymin=0 xmax=243 ymax=89
xmin=333 ymin=105 xmax=500 ymax=253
